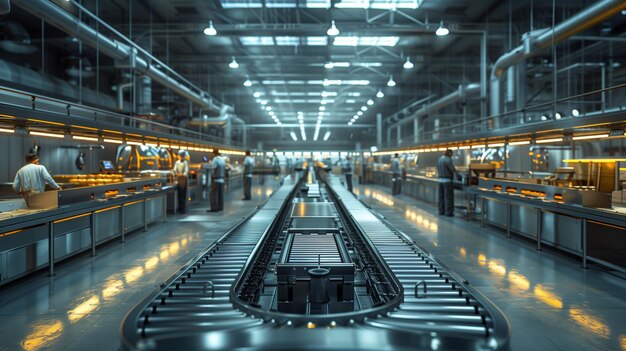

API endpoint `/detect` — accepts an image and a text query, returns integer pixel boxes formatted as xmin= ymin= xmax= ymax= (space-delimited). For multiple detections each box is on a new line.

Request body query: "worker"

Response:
xmin=13 ymin=153 xmax=61 ymax=207
xmin=342 ymin=156 xmax=354 ymax=193
xmin=391 ymin=153 xmax=402 ymax=195
xmin=201 ymin=156 xmax=211 ymax=195
xmin=173 ymin=151 xmax=189 ymax=214
xmin=294 ymin=157 xmax=304 ymax=181
xmin=242 ymin=150 xmax=254 ymax=200
xmin=437 ymin=149 xmax=457 ymax=217
xmin=208 ymin=149 xmax=225 ymax=212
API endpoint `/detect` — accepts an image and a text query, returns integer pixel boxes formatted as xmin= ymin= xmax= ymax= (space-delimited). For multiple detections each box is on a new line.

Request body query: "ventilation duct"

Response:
xmin=12 ymin=0 xmax=227 ymax=114
xmin=0 ymin=21 xmax=37 ymax=54
xmin=490 ymin=0 xmax=626 ymax=120
xmin=0 ymin=0 xmax=9 ymax=15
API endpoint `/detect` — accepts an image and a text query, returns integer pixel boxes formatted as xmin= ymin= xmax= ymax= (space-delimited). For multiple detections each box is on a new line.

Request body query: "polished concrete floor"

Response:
xmin=1 ymin=178 xmax=625 ymax=351
xmin=0 ymin=179 xmax=280 ymax=351
xmin=354 ymin=183 xmax=626 ymax=351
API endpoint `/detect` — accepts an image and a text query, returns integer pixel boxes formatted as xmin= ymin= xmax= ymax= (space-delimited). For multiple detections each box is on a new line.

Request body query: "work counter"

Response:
xmin=364 ymin=169 xmax=626 ymax=273
xmin=0 ymin=179 xmax=174 ymax=286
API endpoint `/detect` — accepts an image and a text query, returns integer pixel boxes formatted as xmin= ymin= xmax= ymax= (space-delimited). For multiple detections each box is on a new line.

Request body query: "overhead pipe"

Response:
xmin=490 ymin=0 xmax=626 ymax=120
xmin=12 ymin=0 xmax=226 ymax=114
xmin=390 ymin=83 xmax=481 ymax=128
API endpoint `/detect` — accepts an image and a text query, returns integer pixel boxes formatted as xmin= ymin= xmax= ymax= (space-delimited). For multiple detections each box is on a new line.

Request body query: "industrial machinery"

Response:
xmin=121 ymin=168 xmax=510 ymax=350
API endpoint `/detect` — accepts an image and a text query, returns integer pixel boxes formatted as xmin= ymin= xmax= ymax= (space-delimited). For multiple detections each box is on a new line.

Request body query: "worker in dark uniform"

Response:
xmin=391 ymin=153 xmax=402 ymax=195
xmin=173 ymin=151 xmax=189 ymax=214
xmin=208 ymin=149 xmax=225 ymax=212
xmin=242 ymin=150 xmax=254 ymax=200
xmin=437 ymin=149 xmax=457 ymax=217
xmin=13 ymin=153 xmax=61 ymax=207
xmin=341 ymin=156 xmax=354 ymax=193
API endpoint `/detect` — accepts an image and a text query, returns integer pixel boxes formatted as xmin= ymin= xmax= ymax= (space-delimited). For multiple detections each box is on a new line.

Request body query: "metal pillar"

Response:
xmin=506 ymin=202 xmax=512 ymax=238
xmin=90 ymin=212 xmax=97 ymax=257
xmin=48 ymin=222 xmax=56 ymax=277
xmin=120 ymin=205 xmax=126 ymax=242
xmin=481 ymin=197 xmax=486 ymax=227
xmin=413 ymin=118 xmax=418 ymax=144
xmin=581 ymin=218 xmax=588 ymax=269
xmin=536 ymin=209 xmax=542 ymax=251
xmin=143 ymin=199 xmax=149 ymax=232
xmin=376 ymin=113 xmax=382 ymax=149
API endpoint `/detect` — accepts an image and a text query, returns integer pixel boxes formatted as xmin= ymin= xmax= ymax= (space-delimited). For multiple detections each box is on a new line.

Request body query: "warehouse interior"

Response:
xmin=0 ymin=1 xmax=626 ymax=350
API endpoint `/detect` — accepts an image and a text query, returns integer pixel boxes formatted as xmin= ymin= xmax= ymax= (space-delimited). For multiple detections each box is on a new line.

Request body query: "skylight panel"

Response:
xmin=240 ymin=36 xmax=275 ymax=46
xmin=333 ymin=36 xmax=399 ymax=47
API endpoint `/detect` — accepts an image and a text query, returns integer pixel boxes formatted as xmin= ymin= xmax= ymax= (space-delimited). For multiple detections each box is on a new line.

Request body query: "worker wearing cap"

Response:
xmin=13 ymin=153 xmax=61 ymax=207
xmin=242 ymin=150 xmax=254 ymax=200
xmin=173 ymin=151 xmax=189 ymax=214
xmin=208 ymin=149 xmax=226 ymax=212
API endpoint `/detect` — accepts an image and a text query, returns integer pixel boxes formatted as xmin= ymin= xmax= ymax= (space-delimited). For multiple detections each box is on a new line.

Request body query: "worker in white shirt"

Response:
xmin=13 ymin=153 xmax=61 ymax=207
xmin=242 ymin=150 xmax=254 ymax=200
xmin=173 ymin=151 xmax=189 ymax=214
xmin=208 ymin=149 xmax=226 ymax=212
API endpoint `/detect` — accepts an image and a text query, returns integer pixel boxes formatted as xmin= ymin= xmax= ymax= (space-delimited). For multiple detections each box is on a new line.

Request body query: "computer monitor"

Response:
xmin=100 ymin=160 xmax=115 ymax=173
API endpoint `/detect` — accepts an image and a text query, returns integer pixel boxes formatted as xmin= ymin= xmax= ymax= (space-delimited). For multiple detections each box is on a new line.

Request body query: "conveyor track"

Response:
xmin=121 ymin=173 xmax=510 ymax=350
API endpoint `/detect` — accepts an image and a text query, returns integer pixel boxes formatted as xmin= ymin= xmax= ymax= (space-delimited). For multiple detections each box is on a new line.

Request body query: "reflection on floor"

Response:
xmin=0 ymin=178 xmax=280 ymax=351
xmin=354 ymin=184 xmax=626 ymax=351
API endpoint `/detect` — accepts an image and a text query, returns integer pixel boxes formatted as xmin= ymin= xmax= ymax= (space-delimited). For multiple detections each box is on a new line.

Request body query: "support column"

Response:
xmin=120 ymin=205 xmax=126 ymax=242
xmin=581 ymin=218 xmax=588 ymax=269
xmin=376 ymin=113 xmax=382 ymax=149
xmin=48 ymin=222 xmax=56 ymax=277
xmin=413 ymin=118 xmax=418 ymax=144
xmin=536 ymin=209 xmax=542 ymax=251
xmin=90 ymin=212 xmax=97 ymax=257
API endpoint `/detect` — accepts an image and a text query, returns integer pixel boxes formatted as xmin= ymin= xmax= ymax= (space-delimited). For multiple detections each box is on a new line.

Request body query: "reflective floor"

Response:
xmin=0 ymin=178 xmax=280 ymax=351
xmin=354 ymin=183 xmax=626 ymax=351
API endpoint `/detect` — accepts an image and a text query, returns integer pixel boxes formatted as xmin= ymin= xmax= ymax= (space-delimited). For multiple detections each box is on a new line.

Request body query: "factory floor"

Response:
xmin=353 ymin=183 xmax=626 ymax=351
xmin=0 ymin=177 xmax=281 ymax=351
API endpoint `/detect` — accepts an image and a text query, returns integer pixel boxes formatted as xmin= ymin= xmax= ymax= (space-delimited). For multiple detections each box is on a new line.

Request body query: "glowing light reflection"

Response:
xmin=67 ymin=295 xmax=100 ymax=323
xmin=569 ymin=307 xmax=610 ymax=338
xmin=21 ymin=320 xmax=64 ymax=351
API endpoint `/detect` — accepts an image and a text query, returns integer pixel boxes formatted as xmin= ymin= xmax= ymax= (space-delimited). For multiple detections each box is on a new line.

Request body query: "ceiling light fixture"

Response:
xmin=253 ymin=91 xmax=261 ymax=98
xmin=229 ymin=57 xmax=239 ymax=69
xmin=324 ymin=131 xmax=331 ymax=141
xmin=324 ymin=62 xmax=334 ymax=69
xmin=403 ymin=57 xmax=414 ymax=69
xmin=571 ymin=108 xmax=580 ymax=117
xmin=367 ymin=99 xmax=374 ymax=106
xmin=327 ymin=20 xmax=339 ymax=36
xmin=435 ymin=21 xmax=449 ymax=36
xmin=244 ymin=77 xmax=253 ymax=87
xmin=361 ymin=106 xmax=368 ymax=111
xmin=203 ymin=21 xmax=217 ymax=36
xmin=290 ymin=131 xmax=298 ymax=141
xmin=387 ymin=75 xmax=396 ymax=87
xmin=376 ymin=89 xmax=385 ymax=98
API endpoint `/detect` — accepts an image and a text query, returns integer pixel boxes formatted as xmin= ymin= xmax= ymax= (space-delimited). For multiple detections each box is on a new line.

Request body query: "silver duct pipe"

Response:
xmin=116 ymin=82 xmax=133 ymax=111
xmin=12 ymin=0 xmax=224 ymax=113
xmin=490 ymin=0 xmax=626 ymax=119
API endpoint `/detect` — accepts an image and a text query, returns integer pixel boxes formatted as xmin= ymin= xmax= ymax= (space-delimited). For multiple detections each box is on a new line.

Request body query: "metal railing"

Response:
xmin=0 ymin=85 xmax=241 ymax=147
xmin=389 ymin=83 xmax=626 ymax=147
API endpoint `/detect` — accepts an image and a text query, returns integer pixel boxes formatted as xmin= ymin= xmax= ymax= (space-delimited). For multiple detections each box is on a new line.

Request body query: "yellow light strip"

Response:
xmin=54 ymin=212 xmax=91 ymax=224
xmin=536 ymin=137 xmax=563 ymax=144
xmin=30 ymin=130 xmax=65 ymax=138
xmin=564 ymin=159 xmax=626 ymax=163
xmin=72 ymin=125 xmax=98 ymax=131
xmin=72 ymin=135 xmax=99 ymax=142
xmin=103 ymin=129 xmax=122 ymax=134
xmin=103 ymin=138 xmax=123 ymax=144
xmin=0 ymin=229 xmax=23 ymax=238
xmin=0 ymin=127 xmax=14 ymax=133
xmin=124 ymin=200 xmax=144 ymax=206
xmin=572 ymin=134 xmax=609 ymax=141
xmin=509 ymin=140 xmax=531 ymax=146
xmin=126 ymin=141 xmax=143 ymax=146
xmin=95 ymin=205 xmax=121 ymax=213
xmin=459 ymin=145 xmax=471 ymax=150
xmin=28 ymin=119 xmax=65 ymax=126
xmin=487 ymin=142 xmax=505 ymax=147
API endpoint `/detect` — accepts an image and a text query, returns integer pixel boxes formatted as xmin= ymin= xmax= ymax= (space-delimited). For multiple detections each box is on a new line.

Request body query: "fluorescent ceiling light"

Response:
xmin=509 ymin=140 xmax=530 ymax=146
xmin=572 ymin=134 xmax=609 ymax=140
xmin=319 ymin=106 xmax=326 ymax=111
xmin=327 ymin=21 xmax=340 ymax=36
xmin=571 ymin=108 xmax=580 ymax=117
xmin=313 ymin=129 xmax=320 ymax=141
xmin=387 ymin=75 xmax=396 ymax=87
xmin=487 ymin=142 xmax=505 ymax=148
xmin=357 ymin=111 xmax=363 ymax=116
xmin=333 ymin=36 xmax=399 ymax=47
xmin=203 ymin=21 xmax=217 ymax=36
xmin=290 ymin=131 xmax=298 ymax=141
xmin=535 ymin=137 xmax=563 ymax=144
xmin=403 ymin=57 xmax=414 ymax=69
xmin=324 ymin=62 xmax=334 ymax=69
xmin=361 ymin=106 xmax=368 ymax=111
xmin=367 ymin=99 xmax=374 ymax=106
xmin=376 ymin=89 xmax=385 ymax=98
xmin=229 ymin=57 xmax=239 ymax=69
xmin=103 ymin=138 xmax=123 ymax=144
xmin=30 ymin=130 xmax=65 ymax=138
xmin=346 ymin=99 xmax=356 ymax=103
xmin=435 ymin=21 xmax=450 ymax=36
xmin=335 ymin=0 xmax=423 ymax=9
xmin=72 ymin=135 xmax=99 ymax=142
xmin=0 ymin=127 xmax=14 ymax=133
xmin=244 ymin=77 xmax=253 ymax=87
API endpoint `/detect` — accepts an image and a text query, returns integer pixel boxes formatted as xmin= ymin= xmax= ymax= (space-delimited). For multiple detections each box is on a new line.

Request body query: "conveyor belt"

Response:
xmin=326 ymin=177 xmax=509 ymax=345
xmin=121 ymin=172 xmax=510 ymax=350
